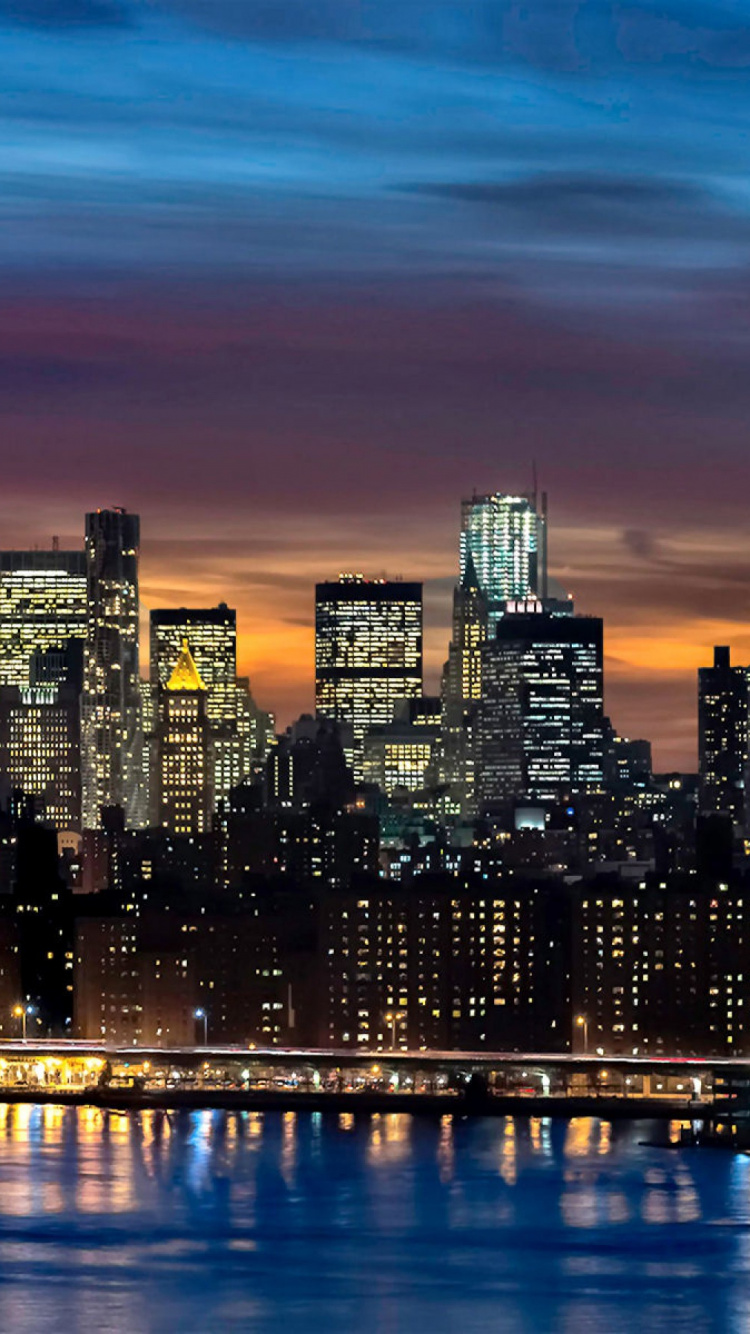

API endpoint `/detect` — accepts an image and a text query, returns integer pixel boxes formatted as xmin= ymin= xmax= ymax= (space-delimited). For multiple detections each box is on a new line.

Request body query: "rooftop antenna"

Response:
xmin=52 ymin=535 xmax=59 ymax=552
xmin=531 ymin=460 xmax=538 ymax=510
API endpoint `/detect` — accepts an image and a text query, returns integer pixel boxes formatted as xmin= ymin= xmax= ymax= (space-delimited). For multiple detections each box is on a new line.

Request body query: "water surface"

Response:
xmin=0 ymin=1105 xmax=745 ymax=1332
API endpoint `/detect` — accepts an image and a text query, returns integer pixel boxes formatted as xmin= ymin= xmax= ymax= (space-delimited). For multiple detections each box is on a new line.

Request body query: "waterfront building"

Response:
xmin=320 ymin=877 xmax=571 ymax=1051
xmin=572 ymin=879 xmax=704 ymax=1057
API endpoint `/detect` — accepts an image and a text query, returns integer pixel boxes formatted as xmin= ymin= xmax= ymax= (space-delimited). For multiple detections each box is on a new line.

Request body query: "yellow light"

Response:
xmin=12 ymin=1006 xmax=23 ymax=1018
xmin=371 ymin=1065 xmax=380 ymax=1075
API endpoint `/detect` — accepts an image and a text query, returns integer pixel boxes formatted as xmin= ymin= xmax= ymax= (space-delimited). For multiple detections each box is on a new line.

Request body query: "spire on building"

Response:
xmin=166 ymin=638 xmax=207 ymax=692
xmin=460 ymin=547 xmax=481 ymax=593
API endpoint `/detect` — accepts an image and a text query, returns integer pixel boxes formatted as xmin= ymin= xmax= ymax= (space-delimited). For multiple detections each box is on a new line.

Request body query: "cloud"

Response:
xmin=621 ymin=528 xmax=662 ymax=562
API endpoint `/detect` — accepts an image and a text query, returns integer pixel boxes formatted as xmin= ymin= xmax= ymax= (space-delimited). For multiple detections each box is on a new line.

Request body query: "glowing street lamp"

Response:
xmin=384 ymin=1010 xmax=404 ymax=1050
xmin=575 ymin=1014 xmax=589 ymax=1055
xmin=13 ymin=1004 xmax=35 ymax=1041
xmin=194 ymin=1007 xmax=208 ymax=1046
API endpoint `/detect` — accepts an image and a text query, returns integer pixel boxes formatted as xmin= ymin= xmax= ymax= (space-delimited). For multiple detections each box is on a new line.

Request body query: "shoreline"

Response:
xmin=0 ymin=1088 xmax=708 ymax=1119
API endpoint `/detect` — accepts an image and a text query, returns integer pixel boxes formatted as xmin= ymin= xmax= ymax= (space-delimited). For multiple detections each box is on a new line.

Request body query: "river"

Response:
xmin=0 ymin=1105 xmax=745 ymax=1332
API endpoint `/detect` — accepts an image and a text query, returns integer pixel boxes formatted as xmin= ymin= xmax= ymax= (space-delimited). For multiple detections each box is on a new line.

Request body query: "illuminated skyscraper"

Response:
xmin=0 ymin=642 xmax=83 ymax=832
xmin=150 ymin=605 xmax=237 ymax=727
xmin=156 ymin=640 xmax=213 ymax=835
xmin=460 ymin=492 xmax=547 ymax=632
xmin=698 ymin=646 xmax=749 ymax=829
xmin=315 ymin=576 xmax=422 ymax=777
xmin=0 ymin=549 xmax=87 ymax=687
xmin=477 ymin=604 xmax=604 ymax=813
xmin=149 ymin=606 xmax=271 ymax=807
xmin=81 ymin=509 xmax=144 ymax=829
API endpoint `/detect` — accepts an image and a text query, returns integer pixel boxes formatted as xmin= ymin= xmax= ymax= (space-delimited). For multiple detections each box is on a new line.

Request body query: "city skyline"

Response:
xmin=0 ymin=497 xmax=739 ymax=771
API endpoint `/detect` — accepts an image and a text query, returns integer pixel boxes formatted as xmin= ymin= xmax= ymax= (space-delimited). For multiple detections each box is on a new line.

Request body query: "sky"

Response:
xmin=2 ymin=0 xmax=750 ymax=767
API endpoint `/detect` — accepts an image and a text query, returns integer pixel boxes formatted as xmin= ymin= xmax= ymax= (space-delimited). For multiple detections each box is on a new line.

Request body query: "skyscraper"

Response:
xmin=477 ymin=604 xmax=604 ymax=813
xmin=0 ymin=644 xmax=82 ymax=833
xmin=698 ymin=646 xmax=749 ymax=829
xmin=155 ymin=640 xmax=213 ymax=835
xmin=315 ymin=576 xmax=422 ymax=777
xmin=150 ymin=605 xmax=237 ymax=728
xmin=81 ymin=509 xmax=144 ymax=829
xmin=460 ymin=492 xmax=547 ymax=632
xmin=150 ymin=605 xmax=270 ymax=808
xmin=439 ymin=553 xmax=488 ymax=817
xmin=0 ymin=549 xmax=87 ymax=687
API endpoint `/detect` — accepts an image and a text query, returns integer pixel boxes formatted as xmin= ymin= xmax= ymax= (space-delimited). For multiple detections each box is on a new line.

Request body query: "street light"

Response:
xmin=575 ymin=1014 xmax=588 ymax=1054
xmin=194 ymin=1007 xmax=208 ymax=1046
xmin=384 ymin=1011 xmax=404 ymax=1050
xmin=13 ymin=1004 xmax=34 ymax=1041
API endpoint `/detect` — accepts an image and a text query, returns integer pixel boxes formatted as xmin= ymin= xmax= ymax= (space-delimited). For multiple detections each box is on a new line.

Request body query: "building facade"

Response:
xmin=81 ymin=509 xmax=144 ymax=829
xmin=698 ymin=645 xmax=749 ymax=830
xmin=315 ymin=576 xmax=423 ymax=777
xmin=0 ymin=549 xmax=87 ymax=688
xmin=440 ymin=553 xmax=488 ymax=816
xmin=460 ymin=493 xmax=547 ymax=632
xmin=477 ymin=605 xmax=604 ymax=814
xmin=155 ymin=641 xmax=213 ymax=836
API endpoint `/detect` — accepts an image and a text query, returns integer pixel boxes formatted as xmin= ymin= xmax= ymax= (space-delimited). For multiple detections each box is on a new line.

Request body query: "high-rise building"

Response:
xmin=698 ymin=646 xmax=749 ymax=829
xmin=439 ymin=553 xmax=488 ymax=816
xmin=315 ymin=576 xmax=423 ymax=777
xmin=460 ymin=492 xmax=547 ymax=632
xmin=477 ymin=604 xmax=604 ymax=814
xmin=150 ymin=605 xmax=237 ymax=728
xmin=149 ymin=607 xmax=272 ymax=809
xmin=81 ymin=509 xmax=144 ymax=829
xmin=155 ymin=640 xmax=213 ymax=836
xmin=0 ymin=641 xmax=83 ymax=831
xmin=235 ymin=675 xmax=275 ymax=779
xmin=151 ymin=604 xmax=240 ymax=811
xmin=0 ymin=549 xmax=87 ymax=687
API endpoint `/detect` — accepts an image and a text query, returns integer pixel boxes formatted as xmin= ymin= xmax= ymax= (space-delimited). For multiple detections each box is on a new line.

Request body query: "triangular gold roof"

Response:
xmin=166 ymin=638 xmax=207 ymax=692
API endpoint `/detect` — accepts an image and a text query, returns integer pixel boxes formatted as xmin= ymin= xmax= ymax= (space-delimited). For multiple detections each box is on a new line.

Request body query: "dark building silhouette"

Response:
xmin=698 ymin=645 xmax=749 ymax=830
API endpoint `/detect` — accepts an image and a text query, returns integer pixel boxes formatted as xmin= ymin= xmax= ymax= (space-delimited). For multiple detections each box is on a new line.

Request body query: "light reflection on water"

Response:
xmin=0 ymin=1106 xmax=746 ymax=1331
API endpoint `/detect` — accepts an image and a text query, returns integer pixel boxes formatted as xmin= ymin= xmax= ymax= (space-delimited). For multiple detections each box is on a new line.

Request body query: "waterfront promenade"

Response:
xmin=0 ymin=1041 xmax=740 ymax=1119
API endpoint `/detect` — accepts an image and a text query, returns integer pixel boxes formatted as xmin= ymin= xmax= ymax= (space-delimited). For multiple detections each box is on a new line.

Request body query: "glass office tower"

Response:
xmin=460 ymin=493 xmax=547 ymax=632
